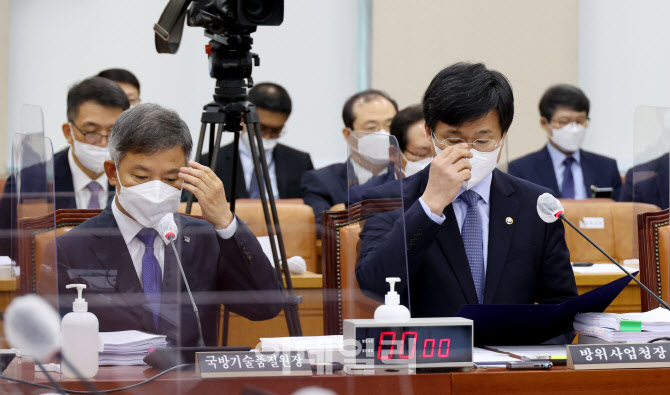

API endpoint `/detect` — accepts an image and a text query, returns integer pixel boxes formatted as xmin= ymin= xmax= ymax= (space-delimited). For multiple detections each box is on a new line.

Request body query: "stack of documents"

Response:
xmin=99 ymin=331 xmax=167 ymax=366
xmin=574 ymin=307 xmax=670 ymax=342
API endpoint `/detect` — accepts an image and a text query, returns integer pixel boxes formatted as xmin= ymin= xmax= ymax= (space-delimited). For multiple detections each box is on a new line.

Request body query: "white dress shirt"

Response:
xmin=111 ymin=197 xmax=238 ymax=285
xmin=419 ymin=171 xmax=493 ymax=273
xmin=238 ymin=138 xmax=280 ymax=198
xmin=546 ymin=143 xmax=587 ymax=199
xmin=67 ymin=148 xmax=108 ymax=209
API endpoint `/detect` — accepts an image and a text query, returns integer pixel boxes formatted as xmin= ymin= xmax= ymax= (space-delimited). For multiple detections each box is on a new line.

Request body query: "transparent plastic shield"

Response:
xmin=343 ymin=131 xmax=411 ymax=366
xmin=628 ymin=106 xmax=670 ymax=209
xmin=2 ymin=134 xmax=57 ymax=348
xmin=20 ymin=104 xmax=45 ymax=135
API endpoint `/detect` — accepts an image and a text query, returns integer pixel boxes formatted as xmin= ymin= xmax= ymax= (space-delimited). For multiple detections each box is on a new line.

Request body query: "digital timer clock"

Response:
xmin=343 ymin=317 xmax=473 ymax=370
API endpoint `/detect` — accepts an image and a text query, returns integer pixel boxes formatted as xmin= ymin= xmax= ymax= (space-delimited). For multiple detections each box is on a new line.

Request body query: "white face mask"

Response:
xmin=241 ymin=131 xmax=278 ymax=152
xmin=351 ymin=130 xmax=391 ymax=166
xmin=431 ymin=133 xmax=501 ymax=190
xmin=547 ymin=122 xmax=586 ymax=153
xmin=401 ymin=154 xmax=432 ymax=177
xmin=116 ymin=177 xmax=182 ymax=229
xmin=70 ymin=127 xmax=110 ymax=173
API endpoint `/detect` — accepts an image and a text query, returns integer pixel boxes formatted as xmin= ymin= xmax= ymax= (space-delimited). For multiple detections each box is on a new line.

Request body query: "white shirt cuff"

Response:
xmin=419 ymin=197 xmax=446 ymax=225
xmin=215 ymin=216 xmax=238 ymax=240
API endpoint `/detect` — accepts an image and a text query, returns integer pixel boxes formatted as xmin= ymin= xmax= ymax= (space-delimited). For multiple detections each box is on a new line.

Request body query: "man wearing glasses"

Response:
xmin=204 ymin=82 xmax=313 ymax=201
xmin=356 ymin=63 xmax=577 ymax=319
xmin=508 ymin=84 xmax=621 ymax=199
xmin=0 ymin=76 xmax=129 ymax=258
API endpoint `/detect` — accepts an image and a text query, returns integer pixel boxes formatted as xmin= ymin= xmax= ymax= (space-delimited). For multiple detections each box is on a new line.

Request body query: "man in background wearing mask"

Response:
xmin=41 ymin=104 xmax=284 ymax=346
xmin=204 ymin=82 xmax=313 ymax=201
xmin=0 ymin=76 xmax=129 ymax=258
xmin=300 ymin=89 xmax=398 ymax=236
xmin=356 ymin=63 xmax=577 ymax=319
xmin=390 ymin=104 xmax=432 ymax=177
xmin=508 ymin=84 xmax=621 ymax=199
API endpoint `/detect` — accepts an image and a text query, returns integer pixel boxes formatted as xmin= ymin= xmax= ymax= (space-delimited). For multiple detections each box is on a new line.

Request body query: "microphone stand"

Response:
xmin=558 ymin=213 xmax=670 ymax=311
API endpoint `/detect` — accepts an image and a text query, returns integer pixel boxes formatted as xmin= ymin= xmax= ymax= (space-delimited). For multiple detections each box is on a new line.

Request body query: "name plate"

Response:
xmin=196 ymin=351 xmax=312 ymax=378
xmin=567 ymin=343 xmax=670 ymax=370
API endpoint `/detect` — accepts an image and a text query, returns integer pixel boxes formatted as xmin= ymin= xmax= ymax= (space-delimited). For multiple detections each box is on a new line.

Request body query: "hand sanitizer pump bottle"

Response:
xmin=374 ymin=277 xmax=411 ymax=321
xmin=61 ymin=284 xmax=100 ymax=379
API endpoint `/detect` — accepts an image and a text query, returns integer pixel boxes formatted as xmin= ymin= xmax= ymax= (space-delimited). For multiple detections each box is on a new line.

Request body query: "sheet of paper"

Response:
xmin=472 ymin=347 xmax=518 ymax=366
xmin=486 ymin=345 xmax=567 ymax=359
xmin=572 ymin=263 xmax=636 ymax=274
xmin=260 ymin=335 xmax=343 ymax=352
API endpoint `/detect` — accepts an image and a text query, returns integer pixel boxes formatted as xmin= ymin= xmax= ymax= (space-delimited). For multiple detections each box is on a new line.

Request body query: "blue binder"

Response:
xmin=456 ymin=273 xmax=636 ymax=345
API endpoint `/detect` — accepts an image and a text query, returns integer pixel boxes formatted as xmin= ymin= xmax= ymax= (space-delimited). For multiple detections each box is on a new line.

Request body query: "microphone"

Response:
xmin=537 ymin=193 xmax=670 ymax=311
xmin=157 ymin=214 xmax=206 ymax=347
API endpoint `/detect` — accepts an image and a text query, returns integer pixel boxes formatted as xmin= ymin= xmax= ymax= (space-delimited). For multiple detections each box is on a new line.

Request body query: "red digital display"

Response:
xmin=356 ymin=325 xmax=471 ymax=364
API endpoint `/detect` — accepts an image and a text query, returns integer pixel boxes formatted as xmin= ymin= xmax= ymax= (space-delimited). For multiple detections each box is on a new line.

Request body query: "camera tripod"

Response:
xmin=183 ymin=40 xmax=303 ymax=345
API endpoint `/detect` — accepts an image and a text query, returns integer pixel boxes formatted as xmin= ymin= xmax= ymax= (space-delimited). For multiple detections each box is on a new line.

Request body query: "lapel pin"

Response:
xmin=505 ymin=217 xmax=513 ymax=225
xmin=183 ymin=236 xmax=190 ymax=243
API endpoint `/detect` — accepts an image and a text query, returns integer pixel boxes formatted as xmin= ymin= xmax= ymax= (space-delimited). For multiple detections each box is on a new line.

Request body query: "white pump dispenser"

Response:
xmin=61 ymin=284 xmax=100 ymax=379
xmin=374 ymin=277 xmax=411 ymax=321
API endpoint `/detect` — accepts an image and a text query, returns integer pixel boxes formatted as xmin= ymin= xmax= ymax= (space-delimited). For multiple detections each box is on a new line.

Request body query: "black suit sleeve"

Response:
xmin=0 ymin=176 xmax=17 ymax=258
xmin=619 ymin=169 xmax=634 ymax=202
xmin=356 ymin=201 xmax=441 ymax=300
xmin=538 ymin=219 xmax=578 ymax=303
xmin=216 ymin=218 xmax=285 ymax=321
xmin=609 ymin=159 xmax=623 ymax=200
xmin=507 ymin=160 xmax=523 ymax=178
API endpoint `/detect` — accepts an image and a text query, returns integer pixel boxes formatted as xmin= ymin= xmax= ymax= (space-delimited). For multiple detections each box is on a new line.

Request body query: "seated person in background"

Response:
xmin=300 ymin=89 xmax=398 ymax=235
xmin=98 ymin=68 xmax=141 ymax=106
xmin=204 ymin=82 xmax=313 ymax=201
xmin=390 ymin=104 xmax=433 ymax=177
xmin=356 ymin=62 xmax=577 ymax=318
xmin=620 ymin=153 xmax=669 ymax=209
xmin=508 ymin=84 xmax=621 ymax=199
xmin=0 ymin=77 xmax=129 ymax=258
xmin=43 ymin=104 xmax=284 ymax=346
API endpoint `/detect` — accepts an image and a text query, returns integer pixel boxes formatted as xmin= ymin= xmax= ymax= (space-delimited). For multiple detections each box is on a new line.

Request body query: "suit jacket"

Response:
xmin=202 ymin=143 xmax=313 ymax=201
xmin=300 ymin=161 xmax=397 ymax=237
xmin=508 ymin=145 xmax=622 ymax=199
xmin=41 ymin=204 xmax=284 ymax=347
xmin=619 ymin=153 xmax=669 ymax=209
xmin=0 ymin=148 xmax=114 ymax=257
xmin=355 ymin=167 xmax=578 ymax=318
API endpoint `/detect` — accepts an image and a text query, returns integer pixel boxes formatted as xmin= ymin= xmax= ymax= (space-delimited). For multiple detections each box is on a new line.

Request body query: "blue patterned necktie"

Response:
xmin=460 ymin=190 xmax=485 ymax=304
xmin=86 ymin=181 xmax=102 ymax=209
xmin=561 ymin=156 xmax=575 ymax=199
xmin=136 ymin=228 xmax=161 ymax=330
xmin=248 ymin=167 xmax=262 ymax=199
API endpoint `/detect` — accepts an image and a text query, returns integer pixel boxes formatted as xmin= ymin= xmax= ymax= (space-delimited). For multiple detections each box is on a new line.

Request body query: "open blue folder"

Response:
xmin=455 ymin=273 xmax=636 ymax=345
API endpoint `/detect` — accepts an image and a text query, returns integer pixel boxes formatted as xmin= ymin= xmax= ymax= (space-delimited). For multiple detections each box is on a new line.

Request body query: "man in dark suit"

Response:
xmin=619 ymin=153 xmax=669 ymax=209
xmin=0 ymin=77 xmax=129 ymax=258
xmin=356 ymin=63 xmax=577 ymax=318
xmin=508 ymin=84 xmax=621 ymax=199
xmin=300 ymin=89 xmax=398 ymax=235
xmin=205 ymin=83 xmax=313 ymax=201
xmin=40 ymin=104 xmax=284 ymax=347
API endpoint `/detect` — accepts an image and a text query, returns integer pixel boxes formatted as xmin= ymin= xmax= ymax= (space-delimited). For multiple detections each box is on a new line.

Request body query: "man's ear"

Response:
xmin=540 ymin=117 xmax=552 ymax=135
xmin=342 ymin=127 xmax=351 ymax=142
xmin=104 ymin=160 xmax=118 ymax=188
xmin=424 ymin=123 xmax=437 ymax=156
xmin=62 ymin=123 xmax=74 ymax=145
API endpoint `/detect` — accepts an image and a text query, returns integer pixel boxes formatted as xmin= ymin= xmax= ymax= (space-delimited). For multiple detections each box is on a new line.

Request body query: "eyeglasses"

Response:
xmin=431 ymin=132 xmax=502 ymax=152
xmin=259 ymin=124 xmax=286 ymax=139
xmin=70 ymin=122 xmax=111 ymax=145
xmin=549 ymin=118 xmax=589 ymax=129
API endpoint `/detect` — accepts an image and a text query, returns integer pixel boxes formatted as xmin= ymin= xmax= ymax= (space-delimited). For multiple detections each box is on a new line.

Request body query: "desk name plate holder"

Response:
xmin=196 ymin=351 xmax=311 ymax=378
xmin=567 ymin=343 xmax=670 ymax=370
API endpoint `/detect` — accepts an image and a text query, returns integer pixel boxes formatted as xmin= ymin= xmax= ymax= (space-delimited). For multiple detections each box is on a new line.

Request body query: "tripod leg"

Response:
xmin=230 ymin=130 xmax=241 ymax=209
xmin=244 ymin=113 xmax=303 ymax=336
xmin=186 ymin=123 xmax=209 ymax=214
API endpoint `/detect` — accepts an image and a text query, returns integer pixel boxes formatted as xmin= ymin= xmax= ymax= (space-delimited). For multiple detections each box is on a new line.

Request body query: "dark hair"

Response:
xmin=423 ymin=62 xmax=514 ymax=134
xmin=66 ymin=77 xmax=130 ymax=122
xmin=109 ymin=103 xmax=192 ymax=164
xmin=342 ymin=89 xmax=398 ymax=129
xmin=391 ymin=104 xmax=424 ymax=151
xmin=539 ymin=84 xmax=590 ymax=121
xmin=248 ymin=82 xmax=292 ymax=115
xmin=97 ymin=68 xmax=141 ymax=92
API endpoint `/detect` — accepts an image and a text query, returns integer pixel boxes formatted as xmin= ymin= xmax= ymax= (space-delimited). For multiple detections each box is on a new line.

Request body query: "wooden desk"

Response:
xmin=3 ymin=359 xmax=670 ymax=395
xmin=0 ymin=277 xmax=18 ymax=349
xmin=574 ymin=270 xmax=641 ymax=313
